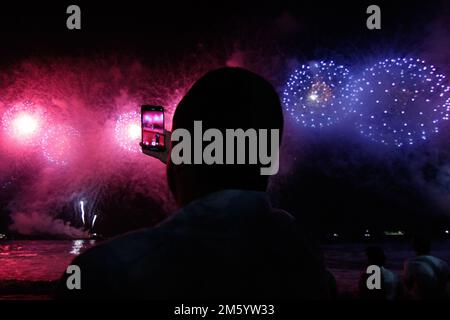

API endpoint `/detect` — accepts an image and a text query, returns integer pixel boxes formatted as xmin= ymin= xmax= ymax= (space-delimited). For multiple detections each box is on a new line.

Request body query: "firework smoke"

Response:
xmin=0 ymin=54 xmax=223 ymax=237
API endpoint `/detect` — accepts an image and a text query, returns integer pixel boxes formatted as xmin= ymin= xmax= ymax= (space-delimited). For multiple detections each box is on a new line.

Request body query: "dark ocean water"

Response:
xmin=1 ymin=239 xmax=449 ymax=299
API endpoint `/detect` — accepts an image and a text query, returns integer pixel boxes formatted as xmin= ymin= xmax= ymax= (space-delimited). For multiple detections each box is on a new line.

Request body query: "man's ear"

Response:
xmin=166 ymin=162 xmax=180 ymax=206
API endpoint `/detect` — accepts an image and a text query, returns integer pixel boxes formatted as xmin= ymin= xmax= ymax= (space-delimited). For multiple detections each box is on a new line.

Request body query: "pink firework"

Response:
xmin=41 ymin=125 xmax=80 ymax=165
xmin=1 ymin=103 xmax=46 ymax=146
xmin=114 ymin=111 xmax=141 ymax=153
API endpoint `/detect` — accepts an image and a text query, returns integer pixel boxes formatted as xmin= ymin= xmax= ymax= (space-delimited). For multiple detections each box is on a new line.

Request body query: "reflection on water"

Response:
xmin=0 ymin=239 xmax=449 ymax=296
xmin=0 ymin=240 xmax=95 ymax=281
xmin=70 ymin=240 xmax=85 ymax=255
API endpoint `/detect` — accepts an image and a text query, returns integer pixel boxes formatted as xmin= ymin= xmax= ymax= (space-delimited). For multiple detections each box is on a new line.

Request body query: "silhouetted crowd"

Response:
xmin=358 ymin=236 xmax=449 ymax=300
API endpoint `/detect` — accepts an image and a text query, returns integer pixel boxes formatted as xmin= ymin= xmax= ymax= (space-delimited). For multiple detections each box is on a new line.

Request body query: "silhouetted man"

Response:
xmin=358 ymin=246 xmax=403 ymax=300
xmin=56 ymin=67 xmax=332 ymax=299
xmin=403 ymin=235 xmax=449 ymax=299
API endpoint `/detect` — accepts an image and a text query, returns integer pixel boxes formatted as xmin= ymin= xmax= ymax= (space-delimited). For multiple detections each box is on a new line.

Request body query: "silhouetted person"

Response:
xmin=358 ymin=246 xmax=403 ymax=300
xmin=403 ymin=235 xmax=450 ymax=299
xmin=56 ymin=67 xmax=332 ymax=299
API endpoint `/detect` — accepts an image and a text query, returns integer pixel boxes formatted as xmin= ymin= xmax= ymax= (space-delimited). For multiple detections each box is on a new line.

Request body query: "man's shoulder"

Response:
xmin=74 ymin=226 xmax=170 ymax=271
xmin=57 ymin=224 xmax=187 ymax=298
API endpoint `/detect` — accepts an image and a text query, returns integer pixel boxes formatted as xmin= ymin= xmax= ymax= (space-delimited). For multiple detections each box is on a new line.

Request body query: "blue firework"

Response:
xmin=282 ymin=61 xmax=355 ymax=128
xmin=353 ymin=58 xmax=450 ymax=147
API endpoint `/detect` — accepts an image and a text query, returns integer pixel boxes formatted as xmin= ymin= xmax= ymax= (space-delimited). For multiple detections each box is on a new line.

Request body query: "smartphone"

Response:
xmin=141 ymin=105 xmax=165 ymax=151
